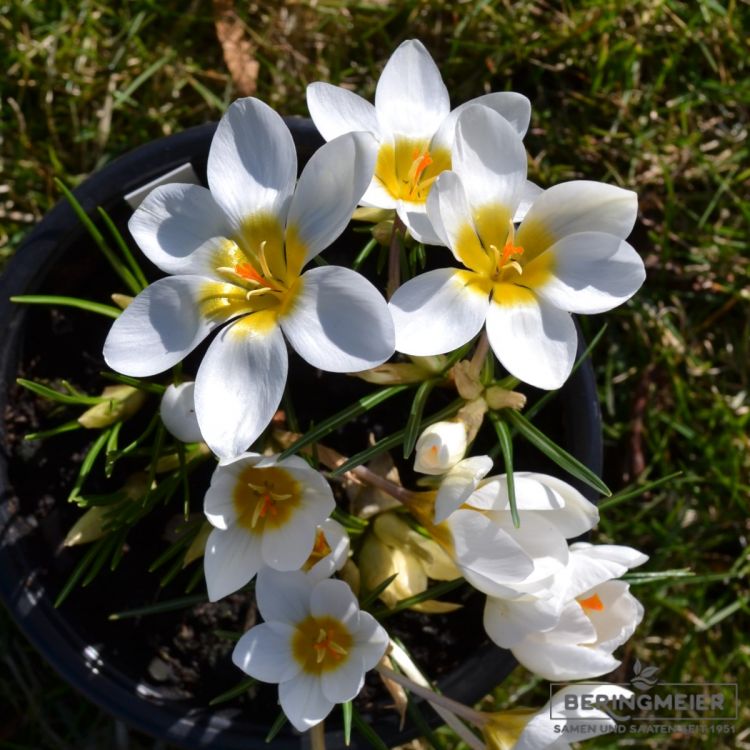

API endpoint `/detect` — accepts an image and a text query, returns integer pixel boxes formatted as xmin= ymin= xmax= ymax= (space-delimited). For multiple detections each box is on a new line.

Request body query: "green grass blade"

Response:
xmin=264 ymin=712 xmax=288 ymax=743
xmin=278 ymin=385 xmax=410 ymax=460
xmin=97 ymin=206 xmax=149 ymax=289
xmin=209 ymin=677 xmax=258 ymax=707
xmin=55 ymin=539 xmax=104 ymax=607
xmin=331 ymin=398 xmax=463 ymax=477
xmin=504 ymin=409 xmax=611 ymax=497
xmin=402 ymin=379 xmax=437 ymax=458
xmin=11 ymin=295 xmax=121 ymax=319
xmin=108 ymin=593 xmax=207 ymax=620
xmin=54 ymin=178 xmax=142 ymax=295
xmin=598 ymin=471 xmax=684 ymax=511
xmin=491 ymin=413 xmax=519 ymax=528
xmin=17 ymin=378 xmax=109 ymax=406
xmin=342 ymin=701 xmax=353 ymax=746
xmin=24 ymin=420 xmax=82 ymax=441
xmin=100 ymin=371 xmax=166 ymax=394
xmin=353 ymin=237 xmax=378 ymax=270
xmin=360 ymin=573 xmax=398 ymax=609
xmin=372 ymin=578 xmax=465 ymax=620
xmin=68 ymin=429 xmax=113 ymax=503
xmin=351 ymin=706 xmax=389 ymax=750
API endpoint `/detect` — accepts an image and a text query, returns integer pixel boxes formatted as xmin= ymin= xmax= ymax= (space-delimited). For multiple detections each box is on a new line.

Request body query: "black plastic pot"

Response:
xmin=0 ymin=120 xmax=602 ymax=749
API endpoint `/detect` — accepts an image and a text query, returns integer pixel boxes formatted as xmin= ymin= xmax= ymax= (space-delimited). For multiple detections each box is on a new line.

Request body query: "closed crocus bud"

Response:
xmin=110 ymin=293 xmax=134 ymax=310
xmin=160 ymin=382 xmax=203 ymax=443
xmin=360 ymin=512 xmax=460 ymax=614
xmin=78 ymin=385 xmax=146 ymax=429
xmin=63 ymin=505 xmax=109 ymax=547
xmin=414 ymin=421 xmax=468 ymax=475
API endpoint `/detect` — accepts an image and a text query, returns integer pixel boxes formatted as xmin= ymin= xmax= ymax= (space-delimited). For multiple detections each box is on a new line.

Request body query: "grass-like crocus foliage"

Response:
xmin=390 ymin=105 xmax=646 ymax=390
xmin=232 ymin=568 xmax=388 ymax=732
xmin=103 ymin=97 xmax=395 ymax=459
xmin=307 ymin=39 xmax=533 ymax=245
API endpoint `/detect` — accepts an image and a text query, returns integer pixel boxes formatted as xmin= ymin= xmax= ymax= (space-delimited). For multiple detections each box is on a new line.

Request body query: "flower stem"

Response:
xmin=387 ymin=215 xmax=406 ymax=299
xmin=310 ymin=721 xmax=326 ymax=750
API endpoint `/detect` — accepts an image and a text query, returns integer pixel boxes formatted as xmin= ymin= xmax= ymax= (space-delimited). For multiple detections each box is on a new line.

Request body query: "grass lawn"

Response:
xmin=1 ymin=1 xmax=748 ymax=748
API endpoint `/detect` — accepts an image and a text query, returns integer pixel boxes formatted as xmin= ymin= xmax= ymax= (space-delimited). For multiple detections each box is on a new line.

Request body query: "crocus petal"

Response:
xmin=261 ymin=513 xmax=318 ymax=572
xmin=310 ymin=578 xmax=360 ymax=630
xmin=375 ymin=39 xmax=450 ymax=139
xmin=390 ymin=268 xmax=490 ymax=356
xmin=307 ymin=519 xmax=350 ymax=583
xmin=585 ymin=580 xmax=644 ymax=652
xmin=566 ymin=544 xmax=648 ymax=601
xmin=285 ymin=132 xmax=377 ymax=268
xmin=446 ymin=509 xmax=534 ymax=597
xmin=532 ymin=232 xmax=646 ymax=314
xmin=426 ymin=171 xmax=490 ymax=272
xmin=453 ymin=105 xmax=527 ymax=217
xmin=467 ymin=473 xmax=567 ymax=512
xmin=352 ymin=611 xmax=389 ymax=669
xmin=160 ymin=382 xmax=203 ymax=443
xmin=320 ymin=653 xmax=366 ymax=704
xmin=484 ymin=595 xmax=562 ymax=649
xmin=526 ymin=473 xmax=600 ymax=537
xmin=434 ymin=456 xmax=494 ymax=523
xmin=511 ymin=602 xmax=618 ymax=681
xmin=280 ymin=265 xmax=394 ymax=372
xmin=306 ymin=82 xmax=381 ymax=141
xmin=207 ymin=97 xmax=296 ymax=233
xmin=516 ymin=181 xmax=638 ymax=261
xmin=104 ymin=276 xmax=224 ymax=377
xmin=194 ymin=314 xmax=288 ymax=459
xmin=232 ymin=621 xmax=300 ymax=683
xmin=397 ymin=204 xmax=445 ymax=247
xmin=203 ymin=461 xmax=245 ymax=530
xmin=128 ymin=183 xmax=233 ymax=276
xmin=279 ymin=672 xmax=334 ymax=732
xmin=204 ymin=526 xmax=262 ymax=601
xmin=431 ymin=91 xmax=532 ymax=152
xmin=513 ymin=180 xmax=543 ymax=223
xmin=256 ymin=568 xmax=313 ymax=625
xmin=486 ymin=289 xmax=577 ymax=390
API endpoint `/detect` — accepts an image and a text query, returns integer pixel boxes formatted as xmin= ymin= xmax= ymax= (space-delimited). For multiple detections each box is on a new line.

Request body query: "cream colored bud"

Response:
xmin=351 ymin=206 xmax=395 ymax=223
xmin=111 ymin=293 xmax=134 ymax=309
xmin=338 ymin=559 xmax=361 ymax=596
xmin=372 ymin=219 xmax=395 ymax=246
xmin=485 ymin=386 xmax=527 ymax=411
xmin=408 ymin=355 xmax=448 ymax=374
xmin=353 ymin=362 xmax=430 ymax=385
xmin=63 ymin=505 xmax=108 ymax=546
xmin=456 ymin=397 xmax=488 ymax=443
xmin=414 ymin=421 xmax=468 ymax=475
xmin=78 ymin=385 xmax=146 ymax=429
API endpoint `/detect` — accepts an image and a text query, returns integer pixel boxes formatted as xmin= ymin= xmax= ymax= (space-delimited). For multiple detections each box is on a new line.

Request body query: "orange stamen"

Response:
xmin=258 ymin=493 xmax=277 ymax=519
xmin=235 ymin=262 xmax=275 ymax=289
xmin=313 ymin=531 xmax=328 ymax=556
xmin=500 ymin=240 xmax=524 ymax=267
xmin=579 ymin=593 xmax=605 ymax=611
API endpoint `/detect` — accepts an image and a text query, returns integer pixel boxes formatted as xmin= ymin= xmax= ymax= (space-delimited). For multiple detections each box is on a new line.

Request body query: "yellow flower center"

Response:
xmin=233 ymin=465 xmax=301 ymax=533
xmin=198 ymin=212 xmax=305 ymax=333
xmin=291 ymin=615 xmax=353 ymax=674
xmin=375 ymin=138 xmax=451 ymax=203
xmin=302 ymin=529 xmax=333 ymax=571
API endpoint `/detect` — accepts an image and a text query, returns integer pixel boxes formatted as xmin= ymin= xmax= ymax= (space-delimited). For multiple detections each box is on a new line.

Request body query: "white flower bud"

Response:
xmin=413 ymin=420 xmax=467 ymax=475
xmin=160 ymin=382 xmax=203 ymax=443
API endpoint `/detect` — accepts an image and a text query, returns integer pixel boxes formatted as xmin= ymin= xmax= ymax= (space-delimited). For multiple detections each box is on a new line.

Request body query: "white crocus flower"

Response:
xmin=104 ymin=97 xmax=394 ymax=460
xmin=202 ymin=453 xmax=335 ymax=601
xmin=390 ymin=104 xmax=646 ymax=390
xmin=481 ymin=684 xmax=633 ymax=750
xmin=232 ymin=568 xmax=388 ymax=732
xmin=159 ymin=381 xmax=203 ymax=443
xmin=430 ymin=469 xmax=599 ymax=600
xmin=413 ymin=420 xmax=468 ymax=474
xmin=303 ymin=518 xmax=350 ymax=583
xmin=307 ymin=39 xmax=532 ymax=244
xmin=484 ymin=543 xmax=648 ymax=651
xmin=508 ymin=544 xmax=647 ymax=680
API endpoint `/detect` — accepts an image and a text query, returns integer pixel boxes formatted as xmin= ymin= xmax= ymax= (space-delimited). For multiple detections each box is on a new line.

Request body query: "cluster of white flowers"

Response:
xmin=106 ymin=39 xmax=648 ymax=748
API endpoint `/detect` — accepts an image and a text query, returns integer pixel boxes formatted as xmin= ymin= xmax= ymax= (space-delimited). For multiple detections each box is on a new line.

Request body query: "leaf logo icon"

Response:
xmin=631 ymin=660 xmax=660 ymax=691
